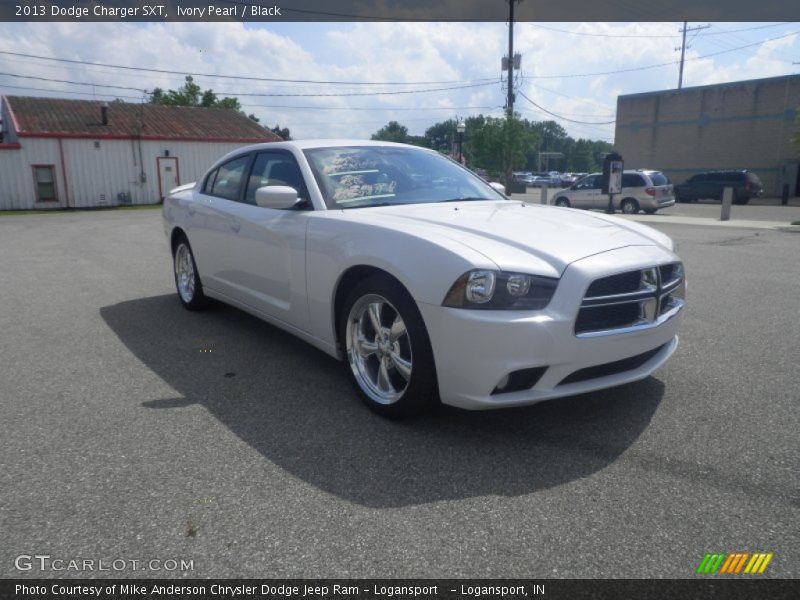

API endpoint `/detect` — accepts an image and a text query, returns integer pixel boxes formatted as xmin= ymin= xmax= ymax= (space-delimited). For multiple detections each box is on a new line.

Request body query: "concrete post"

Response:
xmin=720 ymin=187 xmax=733 ymax=221
xmin=540 ymin=185 xmax=549 ymax=205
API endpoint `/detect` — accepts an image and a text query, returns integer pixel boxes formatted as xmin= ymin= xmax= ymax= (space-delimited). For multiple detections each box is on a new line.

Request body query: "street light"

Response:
xmin=456 ymin=119 xmax=466 ymax=164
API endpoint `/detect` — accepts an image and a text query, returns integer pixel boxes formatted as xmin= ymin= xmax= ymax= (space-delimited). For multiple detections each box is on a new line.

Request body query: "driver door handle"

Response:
xmin=230 ymin=222 xmax=241 ymax=233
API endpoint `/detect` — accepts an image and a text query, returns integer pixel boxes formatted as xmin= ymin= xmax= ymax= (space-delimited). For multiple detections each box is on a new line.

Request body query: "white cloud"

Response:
xmin=1 ymin=21 xmax=797 ymax=142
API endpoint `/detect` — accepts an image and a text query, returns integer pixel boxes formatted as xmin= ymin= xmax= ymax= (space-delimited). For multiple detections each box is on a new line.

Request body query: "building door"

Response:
xmin=157 ymin=157 xmax=180 ymax=200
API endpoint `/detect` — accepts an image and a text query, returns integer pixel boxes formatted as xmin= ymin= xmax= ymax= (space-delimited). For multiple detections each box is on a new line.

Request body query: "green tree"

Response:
xmin=569 ymin=139 xmax=595 ymax=173
xmin=150 ymin=75 xmax=259 ymax=122
xmin=371 ymin=121 xmax=409 ymax=143
xmin=470 ymin=114 xmax=534 ymax=186
xmin=270 ymin=124 xmax=292 ymax=140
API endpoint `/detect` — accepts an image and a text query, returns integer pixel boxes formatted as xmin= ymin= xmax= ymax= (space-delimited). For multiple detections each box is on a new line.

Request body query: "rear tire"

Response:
xmin=554 ymin=197 xmax=570 ymax=208
xmin=339 ymin=274 xmax=438 ymax=418
xmin=172 ymin=235 xmax=208 ymax=311
xmin=621 ymin=198 xmax=640 ymax=214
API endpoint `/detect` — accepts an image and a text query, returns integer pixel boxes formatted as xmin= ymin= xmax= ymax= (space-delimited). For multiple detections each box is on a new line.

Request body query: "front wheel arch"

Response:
xmin=333 ymin=265 xmax=402 ymax=354
xmin=170 ymin=226 xmax=188 ymax=253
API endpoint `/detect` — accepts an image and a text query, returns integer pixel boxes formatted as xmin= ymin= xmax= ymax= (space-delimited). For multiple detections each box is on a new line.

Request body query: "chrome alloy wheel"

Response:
xmin=345 ymin=294 xmax=413 ymax=405
xmin=174 ymin=243 xmax=196 ymax=303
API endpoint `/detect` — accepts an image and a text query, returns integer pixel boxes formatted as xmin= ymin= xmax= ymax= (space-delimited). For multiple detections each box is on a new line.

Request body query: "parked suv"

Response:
xmin=553 ymin=170 xmax=675 ymax=214
xmin=674 ymin=170 xmax=762 ymax=204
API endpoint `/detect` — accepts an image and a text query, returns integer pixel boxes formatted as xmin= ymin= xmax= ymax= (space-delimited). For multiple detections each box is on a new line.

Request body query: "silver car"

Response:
xmin=553 ymin=170 xmax=675 ymax=214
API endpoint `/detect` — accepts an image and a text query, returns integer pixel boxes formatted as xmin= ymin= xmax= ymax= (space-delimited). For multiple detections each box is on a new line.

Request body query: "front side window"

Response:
xmin=209 ymin=155 xmax=250 ymax=201
xmin=245 ymin=152 xmax=308 ymax=205
xmin=33 ymin=166 xmax=57 ymax=202
xmin=303 ymin=145 xmax=504 ymax=209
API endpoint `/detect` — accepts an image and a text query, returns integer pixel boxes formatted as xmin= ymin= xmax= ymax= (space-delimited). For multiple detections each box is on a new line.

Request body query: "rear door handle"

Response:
xmin=230 ymin=222 xmax=241 ymax=233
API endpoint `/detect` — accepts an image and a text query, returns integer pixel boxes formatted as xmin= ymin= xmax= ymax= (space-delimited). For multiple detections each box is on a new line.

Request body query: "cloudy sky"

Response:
xmin=1 ymin=20 xmax=798 ymax=142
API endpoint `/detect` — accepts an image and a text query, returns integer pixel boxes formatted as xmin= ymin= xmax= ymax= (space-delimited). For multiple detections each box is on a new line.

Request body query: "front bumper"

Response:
xmin=418 ymin=245 xmax=683 ymax=410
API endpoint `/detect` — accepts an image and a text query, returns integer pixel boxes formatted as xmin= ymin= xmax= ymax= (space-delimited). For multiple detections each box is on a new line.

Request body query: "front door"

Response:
xmin=157 ymin=157 xmax=179 ymax=200
xmin=571 ymin=175 xmax=600 ymax=208
xmin=224 ymin=150 xmax=312 ymax=329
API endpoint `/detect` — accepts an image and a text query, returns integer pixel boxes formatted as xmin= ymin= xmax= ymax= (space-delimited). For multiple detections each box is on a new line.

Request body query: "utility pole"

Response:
xmin=677 ymin=21 xmax=710 ymax=89
xmin=502 ymin=0 xmax=522 ymax=192
xmin=506 ymin=0 xmax=516 ymax=117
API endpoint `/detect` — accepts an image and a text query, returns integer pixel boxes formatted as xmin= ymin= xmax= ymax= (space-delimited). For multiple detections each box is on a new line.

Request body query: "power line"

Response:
xmin=0 ymin=71 xmax=146 ymax=92
xmin=525 ymin=23 xmax=680 ymax=38
xmin=526 ymin=21 xmax=791 ymax=39
xmin=215 ymin=81 xmax=497 ymax=97
xmin=0 ymin=70 xmax=497 ymax=97
xmin=528 ymin=29 xmax=799 ymax=79
xmin=0 ymin=49 xmax=495 ymax=87
xmin=524 ymin=80 xmax=616 ymax=115
xmin=518 ymin=91 xmax=616 ymax=125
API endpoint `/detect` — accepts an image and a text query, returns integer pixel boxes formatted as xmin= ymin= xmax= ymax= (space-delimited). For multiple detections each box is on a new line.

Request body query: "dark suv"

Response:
xmin=675 ymin=170 xmax=763 ymax=205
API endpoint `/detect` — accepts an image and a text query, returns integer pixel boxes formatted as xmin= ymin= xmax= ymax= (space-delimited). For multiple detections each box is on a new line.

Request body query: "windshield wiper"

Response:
xmin=439 ymin=197 xmax=492 ymax=203
xmin=340 ymin=201 xmax=402 ymax=209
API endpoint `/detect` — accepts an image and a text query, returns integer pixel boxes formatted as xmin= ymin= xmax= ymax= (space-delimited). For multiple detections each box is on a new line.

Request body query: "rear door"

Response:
xmin=188 ymin=153 xmax=252 ymax=291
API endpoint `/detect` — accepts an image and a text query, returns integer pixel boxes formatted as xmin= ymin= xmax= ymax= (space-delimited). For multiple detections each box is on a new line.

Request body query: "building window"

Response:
xmin=33 ymin=166 xmax=57 ymax=202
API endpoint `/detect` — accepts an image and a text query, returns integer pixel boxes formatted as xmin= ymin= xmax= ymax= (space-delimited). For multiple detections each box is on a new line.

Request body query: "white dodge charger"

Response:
xmin=163 ymin=140 xmax=684 ymax=417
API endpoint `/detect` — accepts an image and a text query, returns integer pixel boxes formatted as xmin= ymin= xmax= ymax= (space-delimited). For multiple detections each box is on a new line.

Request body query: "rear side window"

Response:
xmin=210 ymin=155 xmax=250 ymax=201
xmin=649 ymin=172 xmax=669 ymax=186
xmin=689 ymin=174 xmax=705 ymax=183
xmin=621 ymin=173 xmax=645 ymax=188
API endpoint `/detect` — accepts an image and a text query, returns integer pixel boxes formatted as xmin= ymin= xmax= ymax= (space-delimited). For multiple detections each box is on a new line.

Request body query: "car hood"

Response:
xmin=341 ymin=201 xmax=672 ymax=276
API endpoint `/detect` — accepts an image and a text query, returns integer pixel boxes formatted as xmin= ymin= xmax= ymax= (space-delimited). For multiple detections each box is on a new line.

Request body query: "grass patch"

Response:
xmin=0 ymin=204 xmax=161 ymax=216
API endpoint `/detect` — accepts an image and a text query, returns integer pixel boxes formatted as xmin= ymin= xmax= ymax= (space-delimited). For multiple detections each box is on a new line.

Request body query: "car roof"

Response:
xmin=239 ymin=139 xmax=431 ymax=152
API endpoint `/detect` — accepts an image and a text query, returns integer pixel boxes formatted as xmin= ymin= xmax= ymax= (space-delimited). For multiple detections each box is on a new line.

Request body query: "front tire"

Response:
xmin=621 ymin=198 xmax=640 ymax=214
xmin=554 ymin=197 xmax=571 ymax=208
xmin=173 ymin=237 xmax=208 ymax=310
xmin=340 ymin=275 xmax=437 ymax=418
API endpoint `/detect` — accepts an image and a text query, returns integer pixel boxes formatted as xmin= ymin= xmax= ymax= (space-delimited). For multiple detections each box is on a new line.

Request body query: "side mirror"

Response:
xmin=255 ymin=185 xmax=302 ymax=209
xmin=489 ymin=181 xmax=507 ymax=196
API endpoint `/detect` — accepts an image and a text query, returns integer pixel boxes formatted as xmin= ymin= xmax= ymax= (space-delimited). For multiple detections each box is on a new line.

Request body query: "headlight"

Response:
xmin=443 ymin=270 xmax=558 ymax=310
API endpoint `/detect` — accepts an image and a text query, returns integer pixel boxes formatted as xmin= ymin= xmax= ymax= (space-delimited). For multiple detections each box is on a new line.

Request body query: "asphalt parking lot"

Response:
xmin=0 ymin=208 xmax=798 ymax=578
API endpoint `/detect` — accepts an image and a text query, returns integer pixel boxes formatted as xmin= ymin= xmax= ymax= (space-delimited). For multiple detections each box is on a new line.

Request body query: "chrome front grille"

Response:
xmin=575 ymin=263 xmax=685 ymax=337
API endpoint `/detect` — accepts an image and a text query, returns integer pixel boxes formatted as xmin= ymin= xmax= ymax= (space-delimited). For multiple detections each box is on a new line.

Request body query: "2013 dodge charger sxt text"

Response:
xmin=163 ymin=140 xmax=684 ymax=417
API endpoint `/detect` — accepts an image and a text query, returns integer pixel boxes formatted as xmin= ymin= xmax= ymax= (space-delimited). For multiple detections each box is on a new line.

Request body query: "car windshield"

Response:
xmin=303 ymin=145 xmax=506 ymax=209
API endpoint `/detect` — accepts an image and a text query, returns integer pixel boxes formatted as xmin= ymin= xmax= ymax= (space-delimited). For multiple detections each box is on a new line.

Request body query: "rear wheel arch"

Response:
xmin=620 ymin=197 xmax=640 ymax=214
